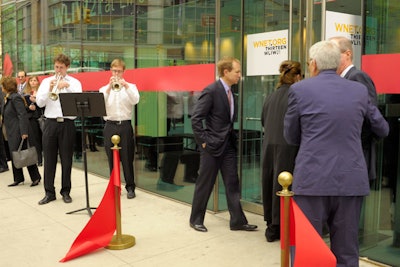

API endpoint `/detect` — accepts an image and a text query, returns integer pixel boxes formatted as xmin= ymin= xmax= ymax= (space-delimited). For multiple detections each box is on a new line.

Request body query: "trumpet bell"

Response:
xmin=49 ymin=92 xmax=59 ymax=101
xmin=112 ymin=81 xmax=122 ymax=91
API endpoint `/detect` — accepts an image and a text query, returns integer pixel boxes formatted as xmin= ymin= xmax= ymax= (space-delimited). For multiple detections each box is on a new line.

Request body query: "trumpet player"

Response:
xmin=36 ymin=53 xmax=82 ymax=205
xmin=99 ymin=58 xmax=140 ymax=199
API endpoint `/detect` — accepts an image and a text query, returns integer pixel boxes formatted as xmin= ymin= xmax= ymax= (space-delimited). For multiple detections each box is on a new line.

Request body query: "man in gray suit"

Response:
xmin=284 ymin=40 xmax=389 ymax=267
xmin=189 ymin=56 xmax=257 ymax=232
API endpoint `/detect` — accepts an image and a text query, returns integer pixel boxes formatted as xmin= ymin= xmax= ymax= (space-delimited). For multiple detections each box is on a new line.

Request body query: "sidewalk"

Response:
xmin=0 ymin=164 xmax=386 ymax=267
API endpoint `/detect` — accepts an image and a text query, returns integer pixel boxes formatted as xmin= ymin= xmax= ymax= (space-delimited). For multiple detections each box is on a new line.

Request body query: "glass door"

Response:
xmin=240 ymin=0 xmax=303 ymax=214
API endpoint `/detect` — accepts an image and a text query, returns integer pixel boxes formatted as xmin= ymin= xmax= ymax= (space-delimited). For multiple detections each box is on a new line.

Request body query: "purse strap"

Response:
xmin=18 ymin=138 xmax=30 ymax=151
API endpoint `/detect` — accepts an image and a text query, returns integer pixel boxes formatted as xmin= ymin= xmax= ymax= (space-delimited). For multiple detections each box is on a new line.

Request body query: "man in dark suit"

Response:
xmin=330 ymin=36 xmax=378 ymax=181
xmin=284 ymin=40 xmax=389 ymax=267
xmin=189 ymin=56 xmax=257 ymax=232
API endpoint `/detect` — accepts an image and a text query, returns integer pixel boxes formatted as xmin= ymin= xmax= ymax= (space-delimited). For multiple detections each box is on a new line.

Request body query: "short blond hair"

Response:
xmin=110 ymin=58 xmax=126 ymax=70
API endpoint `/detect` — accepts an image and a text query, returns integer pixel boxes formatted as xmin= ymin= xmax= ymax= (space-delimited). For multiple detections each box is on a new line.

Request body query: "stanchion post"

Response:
xmin=106 ymin=135 xmax=136 ymax=250
xmin=277 ymin=171 xmax=294 ymax=267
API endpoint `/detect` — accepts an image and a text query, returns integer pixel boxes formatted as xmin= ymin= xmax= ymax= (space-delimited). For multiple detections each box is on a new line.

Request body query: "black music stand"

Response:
xmin=59 ymin=92 xmax=106 ymax=216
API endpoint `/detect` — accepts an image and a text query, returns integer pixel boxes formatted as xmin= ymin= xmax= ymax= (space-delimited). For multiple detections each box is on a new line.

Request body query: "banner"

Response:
xmin=326 ymin=11 xmax=362 ymax=69
xmin=37 ymin=64 xmax=215 ymax=92
xmin=362 ymin=54 xmax=400 ymax=94
xmin=247 ymin=30 xmax=289 ymax=76
xmin=2 ymin=53 xmax=13 ymax=76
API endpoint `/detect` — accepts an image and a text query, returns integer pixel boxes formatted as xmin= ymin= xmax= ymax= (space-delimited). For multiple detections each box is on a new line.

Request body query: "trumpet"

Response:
xmin=111 ymin=76 xmax=122 ymax=91
xmin=49 ymin=73 xmax=62 ymax=101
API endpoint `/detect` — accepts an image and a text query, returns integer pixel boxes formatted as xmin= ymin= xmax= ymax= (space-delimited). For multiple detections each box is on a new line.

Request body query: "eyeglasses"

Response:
xmin=111 ymin=69 xmax=123 ymax=74
xmin=306 ymin=59 xmax=314 ymax=66
xmin=17 ymin=76 xmax=25 ymax=79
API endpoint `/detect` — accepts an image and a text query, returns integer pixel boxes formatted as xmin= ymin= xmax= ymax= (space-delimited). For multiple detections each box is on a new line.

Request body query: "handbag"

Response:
xmin=12 ymin=139 xmax=38 ymax=169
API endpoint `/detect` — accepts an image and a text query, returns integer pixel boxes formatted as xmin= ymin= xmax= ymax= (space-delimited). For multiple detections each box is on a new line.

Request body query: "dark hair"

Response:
xmin=276 ymin=60 xmax=302 ymax=88
xmin=217 ymin=56 xmax=240 ymax=77
xmin=1 ymin=76 xmax=18 ymax=93
xmin=54 ymin=54 xmax=71 ymax=67
xmin=17 ymin=70 xmax=26 ymax=77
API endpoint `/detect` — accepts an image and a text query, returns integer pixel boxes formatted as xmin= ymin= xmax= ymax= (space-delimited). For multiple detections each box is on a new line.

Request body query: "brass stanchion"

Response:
xmin=106 ymin=135 xmax=136 ymax=250
xmin=277 ymin=171 xmax=294 ymax=267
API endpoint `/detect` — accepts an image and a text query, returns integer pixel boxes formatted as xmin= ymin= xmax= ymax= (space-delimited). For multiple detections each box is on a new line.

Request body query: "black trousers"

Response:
xmin=103 ymin=121 xmax=135 ymax=191
xmin=190 ymin=142 xmax=247 ymax=227
xmin=42 ymin=119 xmax=76 ymax=197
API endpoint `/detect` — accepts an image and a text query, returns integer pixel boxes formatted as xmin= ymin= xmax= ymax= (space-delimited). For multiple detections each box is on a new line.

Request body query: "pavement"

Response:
xmin=0 ymin=163 xmax=388 ymax=267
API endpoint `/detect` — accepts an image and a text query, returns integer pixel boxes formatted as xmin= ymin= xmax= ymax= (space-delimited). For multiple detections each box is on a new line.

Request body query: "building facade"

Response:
xmin=1 ymin=0 xmax=399 ymax=265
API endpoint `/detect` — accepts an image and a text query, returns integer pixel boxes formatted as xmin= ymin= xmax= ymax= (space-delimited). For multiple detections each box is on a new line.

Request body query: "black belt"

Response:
xmin=106 ymin=120 xmax=131 ymax=125
xmin=47 ymin=118 xmax=73 ymax=123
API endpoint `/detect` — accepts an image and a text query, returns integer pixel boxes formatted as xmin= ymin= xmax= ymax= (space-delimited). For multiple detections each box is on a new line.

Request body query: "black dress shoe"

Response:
xmin=190 ymin=223 xmax=208 ymax=232
xmin=230 ymin=224 xmax=258 ymax=231
xmin=265 ymin=226 xmax=280 ymax=242
xmin=30 ymin=179 xmax=41 ymax=187
xmin=8 ymin=181 xmax=24 ymax=187
xmin=183 ymin=176 xmax=197 ymax=183
xmin=0 ymin=167 xmax=9 ymax=173
xmin=127 ymin=189 xmax=136 ymax=199
xmin=38 ymin=195 xmax=56 ymax=205
xmin=62 ymin=193 xmax=72 ymax=203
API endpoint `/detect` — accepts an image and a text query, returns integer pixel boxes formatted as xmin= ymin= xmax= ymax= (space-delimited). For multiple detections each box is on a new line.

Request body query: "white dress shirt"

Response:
xmin=99 ymin=82 xmax=140 ymax=121
xmin=340 ymin=64 xmax=354 ymax=78
xmin=36 ymin=74 xmax=83 ymax=119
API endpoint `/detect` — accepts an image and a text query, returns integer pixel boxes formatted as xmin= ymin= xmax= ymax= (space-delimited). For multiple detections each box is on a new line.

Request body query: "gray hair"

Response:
xmin=309 ymin=40 xmax=340 ymax=71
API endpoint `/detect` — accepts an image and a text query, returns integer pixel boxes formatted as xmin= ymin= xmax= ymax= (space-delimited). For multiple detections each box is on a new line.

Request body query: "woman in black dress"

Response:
xmin=261 ymin=60 xmax=302 ymax=242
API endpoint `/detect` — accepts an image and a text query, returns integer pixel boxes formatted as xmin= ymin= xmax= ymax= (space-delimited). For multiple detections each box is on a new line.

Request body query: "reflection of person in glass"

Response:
xmin=99 ymin=58 xmax=140 ymax=199
xmin=166 ymin=91 xmax=184 ymax=135
xmin=189 ymin=56 xmax=257 ymax=232
xmin=261 ymin=60 xmax=302 ymax=242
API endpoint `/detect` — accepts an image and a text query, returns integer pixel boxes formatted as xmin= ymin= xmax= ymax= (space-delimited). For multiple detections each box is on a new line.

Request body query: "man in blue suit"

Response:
xmin=189 ymin=56 xmax=257 ymax=232
xmin=284 ymin=40 xmax=389 ymax=267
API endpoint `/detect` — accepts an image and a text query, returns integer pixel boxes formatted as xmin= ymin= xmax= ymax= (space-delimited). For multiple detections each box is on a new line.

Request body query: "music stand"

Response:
xmin=59 ymin=92 xmax=106 ymax=216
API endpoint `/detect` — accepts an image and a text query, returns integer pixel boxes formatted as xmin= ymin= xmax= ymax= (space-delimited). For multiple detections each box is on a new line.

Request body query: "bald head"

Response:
xmin=329 ymin=36 xmax=354 ymax=75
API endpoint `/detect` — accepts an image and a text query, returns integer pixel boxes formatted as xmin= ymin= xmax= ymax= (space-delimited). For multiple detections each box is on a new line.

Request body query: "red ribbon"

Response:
xmin=60 ymin=150 xmax=121 ymax=262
